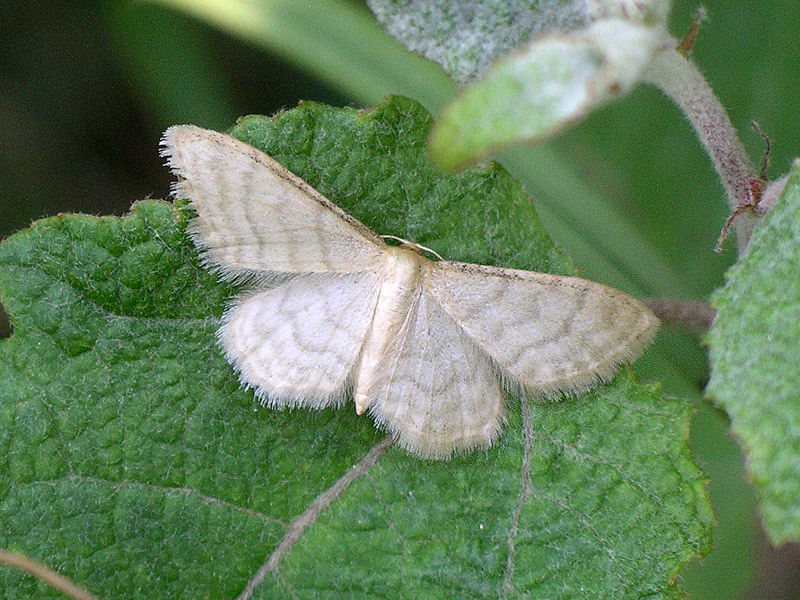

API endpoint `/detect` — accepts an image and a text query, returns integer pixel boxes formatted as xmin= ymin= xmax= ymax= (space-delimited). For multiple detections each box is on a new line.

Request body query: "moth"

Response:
xmin=162 ymin=126 xmax=658 ymax=459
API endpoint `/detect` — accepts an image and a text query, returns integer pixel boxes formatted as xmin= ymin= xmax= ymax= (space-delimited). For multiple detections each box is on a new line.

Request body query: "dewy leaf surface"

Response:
xmin=707 ymin=160 xmax=800 ymax=545
xmin=0 ymin=97 xmax=709 ymax=598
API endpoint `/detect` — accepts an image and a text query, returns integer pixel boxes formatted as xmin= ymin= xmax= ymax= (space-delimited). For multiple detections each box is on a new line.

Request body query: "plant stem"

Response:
xmin=642 ymin=297 xmax=716 ymax=331
xmin=643 ymin=46 xmax=757 ymax=255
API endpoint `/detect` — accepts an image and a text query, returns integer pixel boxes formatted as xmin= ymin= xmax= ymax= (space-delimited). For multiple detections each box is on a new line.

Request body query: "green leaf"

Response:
xmin=429 ymin=20 xmax=667 ymax=170
xmin=0 ymin=97 xmax=709 ymax=598
xmin=706 ymin=160 xmax=800 ymax=545
xmin=146 ymin=0 xmax=456 ymax=115
xmin=367 ymin=0 xmax=589 ymax=85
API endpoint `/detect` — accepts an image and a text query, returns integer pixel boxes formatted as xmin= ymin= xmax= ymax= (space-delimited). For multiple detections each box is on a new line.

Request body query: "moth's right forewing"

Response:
xmin=161 ymin=125 xmax=386 ymax=279
xmin=425 ymin=262 xmax=658 ymax=396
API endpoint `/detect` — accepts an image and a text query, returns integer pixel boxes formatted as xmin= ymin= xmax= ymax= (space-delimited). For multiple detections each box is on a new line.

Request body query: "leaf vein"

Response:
xmin=234 ymin=436 xmax=392 ymax=600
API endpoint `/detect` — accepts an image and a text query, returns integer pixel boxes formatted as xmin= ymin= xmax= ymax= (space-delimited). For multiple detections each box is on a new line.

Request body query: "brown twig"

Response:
xmin=642 ymin=298 xmax=716 ymax=331
xmin=0 ymin=548 xmax=100 ymax=600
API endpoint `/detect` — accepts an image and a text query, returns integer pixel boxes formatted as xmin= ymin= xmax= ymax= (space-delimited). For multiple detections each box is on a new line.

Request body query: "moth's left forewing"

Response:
xmin=424 ymin=261 xmax=659 ymax=397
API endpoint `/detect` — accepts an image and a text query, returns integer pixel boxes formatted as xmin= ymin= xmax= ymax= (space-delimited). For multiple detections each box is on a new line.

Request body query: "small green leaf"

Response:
xmin=707 ymin=160 xmax=800 ymax=545
xmin=429 ymin=20 xmax=666 ymax=170
xmin=0 ymin=97 xmax=709 ymax=598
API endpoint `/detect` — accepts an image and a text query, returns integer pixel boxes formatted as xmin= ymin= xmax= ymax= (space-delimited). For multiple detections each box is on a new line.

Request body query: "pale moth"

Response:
xmin=162 ymin=126 xmax=658 ymax=459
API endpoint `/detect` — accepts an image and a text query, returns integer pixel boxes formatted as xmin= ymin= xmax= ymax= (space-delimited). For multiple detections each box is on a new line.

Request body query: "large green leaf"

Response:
xmin=706 ymin=160 xmax=800 ymax=545
xmin=0 ymin=97 xmax=710 ymax=598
